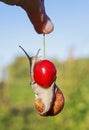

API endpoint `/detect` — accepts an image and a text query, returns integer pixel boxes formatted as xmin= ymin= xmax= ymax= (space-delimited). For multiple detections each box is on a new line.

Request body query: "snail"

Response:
xmin=19 ymin=45 xmax=64 ymax=116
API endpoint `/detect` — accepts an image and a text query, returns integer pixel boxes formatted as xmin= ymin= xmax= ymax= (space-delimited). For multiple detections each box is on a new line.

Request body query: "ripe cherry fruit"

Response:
xmin=34 ymin=59 xmax=56 ymax=88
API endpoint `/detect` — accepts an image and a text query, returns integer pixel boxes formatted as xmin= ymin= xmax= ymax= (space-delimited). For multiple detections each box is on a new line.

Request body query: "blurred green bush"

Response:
xmin=0 ymin=56 xmax=89 ymax=130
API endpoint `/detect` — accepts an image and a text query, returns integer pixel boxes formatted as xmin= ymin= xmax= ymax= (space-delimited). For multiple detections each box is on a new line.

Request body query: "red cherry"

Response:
xmin=33 ymin=60 xmax=56 ymax=88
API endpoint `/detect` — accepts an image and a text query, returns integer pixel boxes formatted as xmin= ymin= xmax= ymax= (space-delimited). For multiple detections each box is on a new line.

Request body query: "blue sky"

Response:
xmin=0 ymin=0 xmax=89 ymax=67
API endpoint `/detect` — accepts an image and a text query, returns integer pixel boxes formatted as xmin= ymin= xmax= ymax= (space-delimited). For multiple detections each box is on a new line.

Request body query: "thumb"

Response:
xmin=18 ymin=0 xmax=54 ymax=34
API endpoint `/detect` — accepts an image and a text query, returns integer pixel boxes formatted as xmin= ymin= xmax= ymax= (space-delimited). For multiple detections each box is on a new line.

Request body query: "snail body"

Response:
xmin=19 ymin=46 xmax=64 ymax=116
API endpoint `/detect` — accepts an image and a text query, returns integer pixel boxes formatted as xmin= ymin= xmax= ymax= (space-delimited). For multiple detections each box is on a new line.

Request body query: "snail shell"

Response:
xmin=35 ymin=84 xmax=64 ymax=116
xmin=19 ymin=46 xmax=65 ymax=116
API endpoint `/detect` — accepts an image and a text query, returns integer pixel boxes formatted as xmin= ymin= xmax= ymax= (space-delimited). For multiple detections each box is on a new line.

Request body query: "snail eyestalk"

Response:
xmin=19 ymin=45 xmax=31 ymax=60
xmin=36 ymin=49 xmax=41 ymax=57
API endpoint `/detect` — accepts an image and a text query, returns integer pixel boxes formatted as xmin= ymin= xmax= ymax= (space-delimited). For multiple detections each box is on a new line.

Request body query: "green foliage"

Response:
xmin=0 ymin=57 xmax=89 ymax=130
xmin=8 ymin=57 xmax=30 ymax=81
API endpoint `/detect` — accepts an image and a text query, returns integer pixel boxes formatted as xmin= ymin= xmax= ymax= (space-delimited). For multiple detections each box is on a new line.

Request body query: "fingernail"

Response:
xmin=42 ymin=20 xmax=54 ymax=34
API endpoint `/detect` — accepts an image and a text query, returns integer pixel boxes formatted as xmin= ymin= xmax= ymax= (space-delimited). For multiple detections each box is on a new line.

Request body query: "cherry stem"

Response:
xmin=43 ymin=34 xmax=46 ymax=59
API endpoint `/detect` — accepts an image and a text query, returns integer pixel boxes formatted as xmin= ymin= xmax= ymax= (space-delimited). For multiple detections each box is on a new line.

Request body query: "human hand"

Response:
xmin=1 ymin=0 xmax=54 ymax=34
xmin=20 ymin=0 xmax=54 ymax=34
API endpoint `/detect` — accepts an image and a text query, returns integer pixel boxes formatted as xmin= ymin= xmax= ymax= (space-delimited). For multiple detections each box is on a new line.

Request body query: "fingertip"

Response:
xmin=42 ymin=20 xmax=54 ymax=34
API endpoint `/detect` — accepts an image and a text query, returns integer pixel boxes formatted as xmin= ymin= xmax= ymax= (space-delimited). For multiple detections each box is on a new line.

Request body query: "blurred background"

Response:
xmin=0 ymin=0 xmax=89 ymax=130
